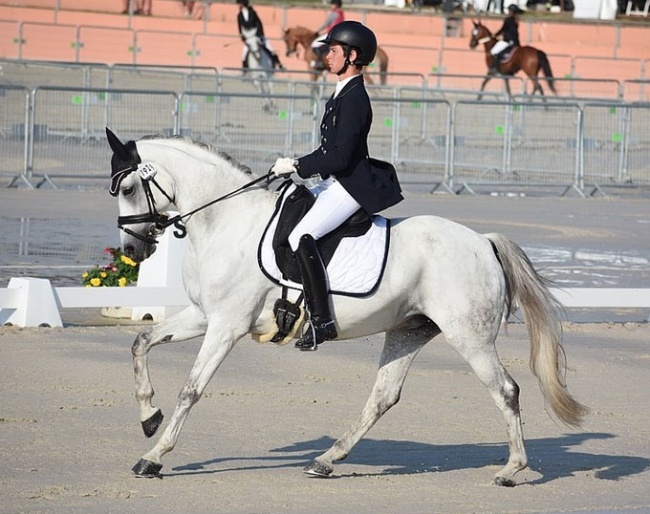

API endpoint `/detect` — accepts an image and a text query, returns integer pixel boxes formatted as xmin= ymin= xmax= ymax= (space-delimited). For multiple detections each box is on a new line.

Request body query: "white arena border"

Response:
xmin=1 ymin=229 xmax=649 ymax=327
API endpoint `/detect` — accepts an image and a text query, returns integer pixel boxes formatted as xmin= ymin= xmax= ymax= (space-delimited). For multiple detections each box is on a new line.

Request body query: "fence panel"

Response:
xmin=31 ymin=87 xmax=178 ymax=187
xmin=451 ymin=100 xmax=580 ymax=191
xmin=538 ymin=77 xmax=621 ymax=100
xmin=135 ymin=30 xmax=194 ymax=67
xmin=581 ymin=103 xmax=627 ymax=187
xmin=580 ymin=103 xmax=650 ymax=188
xmin=573 ymin=56 xmax=643 ymax=82
xmin=0 ymin=59 xmax=104 ymax=89
xmin=371 ymin=90 xmax=451 ymax=187
xmin=179 ymin=91 xmax=317 ymax=174
xmin=0 ymin=20 xmax=19 ymax=60
xmin=78 ymin=26 xmax=135 ymax=65
xmin=20 ymin=22 xmax=77 ymax=62
xmin=0 ymin=85 xmax=30 ymax=187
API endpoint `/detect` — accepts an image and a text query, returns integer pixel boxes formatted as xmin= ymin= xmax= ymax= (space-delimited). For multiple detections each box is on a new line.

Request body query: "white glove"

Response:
xmin=272 ymin=157 xmax=296 ymax=178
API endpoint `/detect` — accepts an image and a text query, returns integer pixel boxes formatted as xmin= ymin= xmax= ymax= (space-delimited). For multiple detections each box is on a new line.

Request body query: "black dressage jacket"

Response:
xmin=295 ymin=74 xmax=403 ymax=215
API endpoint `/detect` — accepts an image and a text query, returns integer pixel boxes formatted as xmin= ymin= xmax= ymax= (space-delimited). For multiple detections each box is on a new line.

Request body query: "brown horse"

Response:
xmin=282 ymin=26 xmax=389 ymax=86
xmin=469 ymin=21 xmax=557 ymax=100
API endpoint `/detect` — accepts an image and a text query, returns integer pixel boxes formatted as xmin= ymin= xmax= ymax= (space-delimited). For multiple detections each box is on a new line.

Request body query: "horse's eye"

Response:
xmin=122 ymin=186 xmax=135 ymax=196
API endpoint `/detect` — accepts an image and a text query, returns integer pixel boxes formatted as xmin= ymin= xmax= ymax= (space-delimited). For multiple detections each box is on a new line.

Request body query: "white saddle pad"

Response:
xmin=258 ymin=184 xmax=390 ymax=297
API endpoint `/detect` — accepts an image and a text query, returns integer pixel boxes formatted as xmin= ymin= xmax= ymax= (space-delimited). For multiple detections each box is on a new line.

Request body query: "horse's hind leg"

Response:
xmin=303 ymin=317 xmax=438 ymax=477
xmin=132 ymin=305 xmax=207 ymax=438
xmin=445 ymin=327 xmax=527 ymax=487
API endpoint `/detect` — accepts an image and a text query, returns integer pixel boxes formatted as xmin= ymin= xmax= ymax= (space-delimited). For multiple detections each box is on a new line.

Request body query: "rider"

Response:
xmin=271 ymin=21 xmax=403 ymax=351
xmin=489 ymin=3 xmax=523 ymax=74
xmin=310 ymin=0 xmax=345 ymax=70
xmin=236 ymin=0 xmax=284 ymax=71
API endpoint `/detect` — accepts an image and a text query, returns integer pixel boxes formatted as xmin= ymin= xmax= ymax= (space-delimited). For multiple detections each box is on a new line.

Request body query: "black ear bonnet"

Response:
xmin=106 ymin=127 xmax=142 ymax=197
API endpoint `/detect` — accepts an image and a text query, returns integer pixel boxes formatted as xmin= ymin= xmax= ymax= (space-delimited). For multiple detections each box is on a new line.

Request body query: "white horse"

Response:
xmin=241 ymin=27 xmax=276 ymax=113
xmin=106 ymin=128 xmax=587 ymax=487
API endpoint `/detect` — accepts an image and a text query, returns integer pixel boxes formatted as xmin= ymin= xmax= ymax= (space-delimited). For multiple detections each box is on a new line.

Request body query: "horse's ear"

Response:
xmin=106 ymin=127 xmax=131 ymax=160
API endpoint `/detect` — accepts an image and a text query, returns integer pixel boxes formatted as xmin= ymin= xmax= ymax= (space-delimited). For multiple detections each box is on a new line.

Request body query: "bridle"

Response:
xmin=111 ymin=162 xmax=273 ymax=246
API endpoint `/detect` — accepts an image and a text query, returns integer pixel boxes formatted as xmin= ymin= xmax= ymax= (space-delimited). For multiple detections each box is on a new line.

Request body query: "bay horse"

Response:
xmin=469 ymin=21 xmax=557 ymax=100
xmin=106 ymin=128 xmax=587 ymax=487
xmin=282 ymin=26 xmax=389 ymax=86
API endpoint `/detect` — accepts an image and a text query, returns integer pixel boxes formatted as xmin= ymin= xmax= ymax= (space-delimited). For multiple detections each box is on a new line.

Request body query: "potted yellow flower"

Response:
xmin=82 ymin=247 xmax=139 ymax=287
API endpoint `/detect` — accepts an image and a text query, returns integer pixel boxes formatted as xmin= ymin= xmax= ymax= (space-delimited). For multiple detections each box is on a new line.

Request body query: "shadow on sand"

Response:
xmin=171 ymin=432 xmax=649 ymax=484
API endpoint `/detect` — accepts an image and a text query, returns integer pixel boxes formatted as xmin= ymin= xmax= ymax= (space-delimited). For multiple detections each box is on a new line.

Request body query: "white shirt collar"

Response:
xmin=333 ymin=75 xmax=357 ymax=98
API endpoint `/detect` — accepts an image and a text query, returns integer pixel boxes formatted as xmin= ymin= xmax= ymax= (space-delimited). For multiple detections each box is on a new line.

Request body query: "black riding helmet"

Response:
xmin=330 ymin=0 xmax=342 ymax=6
xmin=324 ymin=21 xmax=377 ymax=66
xmin=507 ymin=3 xmax=524 ymax=14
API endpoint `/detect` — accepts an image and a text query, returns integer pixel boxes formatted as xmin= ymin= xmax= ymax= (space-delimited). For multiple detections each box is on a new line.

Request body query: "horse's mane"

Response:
xmin=139 ymin=134 xmax=252 ymax=176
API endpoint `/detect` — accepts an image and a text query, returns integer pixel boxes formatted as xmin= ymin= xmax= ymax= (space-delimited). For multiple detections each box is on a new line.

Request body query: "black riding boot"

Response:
xmin=294 ymin=234 xmax=338 ymax=351
xmin=489 ymin=54 xmax=500 ymax=74
xmin=269 ymin=51 xmax=284 ymax=70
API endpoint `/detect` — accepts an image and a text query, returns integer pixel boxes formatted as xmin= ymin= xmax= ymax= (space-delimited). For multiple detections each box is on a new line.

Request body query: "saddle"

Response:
xmin=271 ymin=183 xmax=372 ymax=283
xmin=500 ymin=46 xmax=518 ymax=64
xmin=256 ymin=180 xmax=391 ymax=344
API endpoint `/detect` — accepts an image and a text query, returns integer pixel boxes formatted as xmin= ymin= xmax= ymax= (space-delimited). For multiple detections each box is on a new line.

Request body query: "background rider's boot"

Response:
xmin=293 ymin=235 xmax=337 ymax=351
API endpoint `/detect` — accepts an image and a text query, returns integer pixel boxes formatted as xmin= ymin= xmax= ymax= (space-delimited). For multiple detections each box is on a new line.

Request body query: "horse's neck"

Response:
xmin=482 ymin=35 xmax=496 ymax=51
xmin=296 ymin=29 xmax=316 ymax=48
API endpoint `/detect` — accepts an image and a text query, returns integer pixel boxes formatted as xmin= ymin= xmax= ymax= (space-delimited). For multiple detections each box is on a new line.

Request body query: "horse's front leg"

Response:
xmin=304 ymin=319 xmax=438 ymax=477
xmin=132 ymin=304 xmax=207 ymax=438
xmin=131 ymin=317 xmax=247 ymax=478
xmin=477 ymin=75 xmax=492 ymax=101
xmin=504 ymin=77 xmax=513 ymax=99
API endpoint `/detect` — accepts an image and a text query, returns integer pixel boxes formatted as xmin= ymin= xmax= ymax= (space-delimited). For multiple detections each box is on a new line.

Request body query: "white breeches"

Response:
xmin=490 ymin=40 xmax=510 ymax=55
xmin=288 ymin=177 xmax=361 ymax=251
xmin=311 ymin=34 xmax=328 ymax=50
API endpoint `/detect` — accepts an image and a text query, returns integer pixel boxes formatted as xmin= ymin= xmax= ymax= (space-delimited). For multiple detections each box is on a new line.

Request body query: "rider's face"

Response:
xmin=327 ymin=43 xmax=355 ymax=74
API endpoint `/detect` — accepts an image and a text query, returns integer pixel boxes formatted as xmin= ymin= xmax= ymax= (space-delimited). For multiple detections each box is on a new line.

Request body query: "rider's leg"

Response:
xmin=288 ymin=179 xmax=361 ymax=350
xmin=293 ymin=234 xmax=338 ymax=350
xmin=263 ymin=46 xmax=284 ymax=70
xmin=241 ymin=46 xmax=249 ymax=73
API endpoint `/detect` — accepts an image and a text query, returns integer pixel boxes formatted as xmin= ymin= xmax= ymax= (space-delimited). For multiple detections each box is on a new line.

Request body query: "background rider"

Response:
xmin=236 ymin=0 xmax=284 ymax=71
xmin=310 ymin=0 xmax=345 ymax=69
xmin=490 ymin=3 xmax=523 ymax=73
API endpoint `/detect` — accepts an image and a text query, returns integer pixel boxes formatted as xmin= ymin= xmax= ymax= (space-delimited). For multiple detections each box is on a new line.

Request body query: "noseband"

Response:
xmin=110 ymin=163 xmax=176 ymax=245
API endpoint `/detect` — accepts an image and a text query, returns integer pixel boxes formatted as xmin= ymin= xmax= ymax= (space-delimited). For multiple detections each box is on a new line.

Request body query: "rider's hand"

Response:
xmin=272 ymin=157 xmax=297 ymax=178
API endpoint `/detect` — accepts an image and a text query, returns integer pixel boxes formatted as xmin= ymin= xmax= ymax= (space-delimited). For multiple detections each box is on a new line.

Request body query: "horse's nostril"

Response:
xmin=124 ymin=245 xmax=135 ymax=258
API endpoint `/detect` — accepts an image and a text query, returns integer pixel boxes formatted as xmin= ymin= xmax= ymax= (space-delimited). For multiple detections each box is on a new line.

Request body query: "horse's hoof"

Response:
xmin=303 ymin=460 xmax=332 ymax=478
xmin=141 ymin=409 xmax=163 ymax=438
xmin=132 ymin=458 xmax=163 ymax=478
xmin=494 ymin=476 xmax=516 ymax=487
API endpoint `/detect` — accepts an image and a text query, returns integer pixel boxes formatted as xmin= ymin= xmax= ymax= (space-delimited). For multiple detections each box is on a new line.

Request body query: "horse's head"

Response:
xmin=469 ymin=21 xmax=492 ymax=49
xmin=283 ymin=28 xmax=299 ymax=58
xmin=106 ymin=127 xmax=176 ymax=263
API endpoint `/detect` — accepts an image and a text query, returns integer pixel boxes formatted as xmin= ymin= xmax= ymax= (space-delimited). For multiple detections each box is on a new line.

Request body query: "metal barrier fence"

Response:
xmin=2 ymin=79 xmax=650 ymax=194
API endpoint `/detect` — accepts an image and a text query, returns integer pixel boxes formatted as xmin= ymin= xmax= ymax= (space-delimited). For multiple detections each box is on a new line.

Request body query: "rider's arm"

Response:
xmin=315 ymin=12 xmax=336 ymax=34
xmin=251 ymin=9 xmax=265 ymax=38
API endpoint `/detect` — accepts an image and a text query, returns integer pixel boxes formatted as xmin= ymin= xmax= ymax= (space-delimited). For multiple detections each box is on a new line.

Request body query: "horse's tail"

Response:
xmin=537 ymin=50 xmax=557 ymax=94
xmin=378 ymin=47 xmax=388 ymax=86
xmin=486 ymin=233 xmax=588 ymax=428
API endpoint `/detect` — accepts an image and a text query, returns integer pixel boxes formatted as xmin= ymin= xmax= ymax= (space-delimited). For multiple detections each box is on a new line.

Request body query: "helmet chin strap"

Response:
xmin=335 ymin=46 xmax=354 ymax=76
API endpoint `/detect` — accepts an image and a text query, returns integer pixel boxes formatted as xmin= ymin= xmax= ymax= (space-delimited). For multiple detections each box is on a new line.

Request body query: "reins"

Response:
xmin=117 ymin=169 xmax=274 ymax=245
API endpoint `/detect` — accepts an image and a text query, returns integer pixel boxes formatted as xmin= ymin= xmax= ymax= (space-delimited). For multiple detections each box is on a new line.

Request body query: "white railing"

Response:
xmin=1 ymin=228 xmax=649 ymax=327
